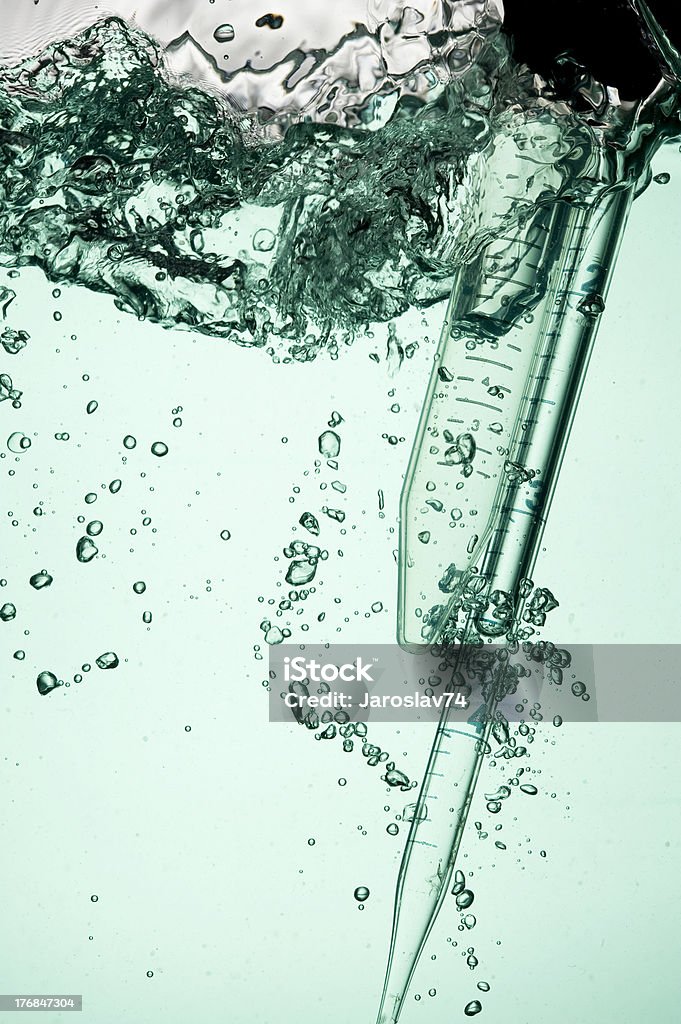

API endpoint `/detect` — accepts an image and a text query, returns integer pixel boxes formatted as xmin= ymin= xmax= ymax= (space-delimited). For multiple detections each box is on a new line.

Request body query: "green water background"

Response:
xmin=1 ymin=94 xmax=680 ymax=1024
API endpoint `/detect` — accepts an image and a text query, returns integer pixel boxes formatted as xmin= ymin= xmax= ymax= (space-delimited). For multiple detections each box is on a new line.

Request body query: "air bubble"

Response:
xmin=318 ymin=430 xmax=341 ymax=459
xmin=253 ymin=228 xmax=276 ymax=251
xmin=76 ymin=537 xmax=98 ymax=563
xmin=7 ymin=432 xmax=30 ymax=453
xmin=37 ymin=670 xmax=61 ymax=695
xmin=29 ymin=570 xmax=53 ymax=590
xmin=213 ymin=24 xmax=235 ymax=42
xmin=456 ymin=889 xmax=474 ymax=910
xmin=96 ymin=652 xmax=119 ymax=669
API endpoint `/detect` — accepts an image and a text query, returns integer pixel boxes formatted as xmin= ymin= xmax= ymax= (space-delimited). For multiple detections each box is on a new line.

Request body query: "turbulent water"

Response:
xmin=0 ymin=8 xmax=616 ymax=361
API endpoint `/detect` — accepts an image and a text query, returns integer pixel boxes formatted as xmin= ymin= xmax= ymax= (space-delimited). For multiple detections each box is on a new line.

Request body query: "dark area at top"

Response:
xmin=503 ymin=0 xmax=681 ymax=101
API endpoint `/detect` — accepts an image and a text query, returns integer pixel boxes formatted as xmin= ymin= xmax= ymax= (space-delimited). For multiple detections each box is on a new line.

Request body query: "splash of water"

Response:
xmin=0 ymin=8 xmax=609 ymax=361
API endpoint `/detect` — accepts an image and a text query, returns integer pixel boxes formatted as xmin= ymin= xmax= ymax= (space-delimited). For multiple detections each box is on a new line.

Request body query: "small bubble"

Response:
xmin=464 ymin=1000 xmax=482 ymax=1016
xmin=338 ymin=778 xmax=347 ymax=786
xmin=252 ymin=228 xmax=276 ymax=252
xmin=185 ymin=725 xmax=191 ymax=732
xmin=151 ymin=442 xmax=168 ymax=457
xmin=319 ymin=430 xmax=341 ymax=459
xmin=7 ymin=432 xmax=30 ymax=454
xmin=0 ymin=602 xmax=17 ymax=621
xmin=353 ymin=886 xmax=370 ymax=902
xmin=213 ymin=23 xmax=235 ymax=42
xmin=307 ymin=838 xmax=315 ymax=846
xmin=654 ymin=172 xmax=671 ymax=184
xmin=123 ymin=435 xmax=136 ymax=449
xmin=299 ymin=512 xmax=319 ymax=535
xmin=220 ymin=530 xmax=231 ymax=541
xmin=146 ymin=971 xmax=154 ymax=978
xmin=76 ymin=537 xmax=98 ymax=563
xmin=86 ymin=521 xmax=103 ymax=537
xmin=109 ymin=479 xmax=122 ymax=494
xmin=143 ymin=611 xmax=152 ymax=624
xmin=90 ymin=895 xmax=98 ymax=903
xmin=577 ymin=293 xmax=605 ymax=319
xmin=96 ymin=651 xmax=119 ymax=670
xmin=86 ymin=400 xmax=98 ymax=414
xmin=456 ymin=890 xmax=474 ymax=910
xmin=37 ymin=671 xmax=61 ymax=695
xmin=29 ymin=570 xmax=53 ymax=590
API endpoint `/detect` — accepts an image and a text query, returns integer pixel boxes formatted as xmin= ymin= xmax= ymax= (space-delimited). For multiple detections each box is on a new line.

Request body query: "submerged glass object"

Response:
xmin=378 ymin=4 xmax=681 ymax=1019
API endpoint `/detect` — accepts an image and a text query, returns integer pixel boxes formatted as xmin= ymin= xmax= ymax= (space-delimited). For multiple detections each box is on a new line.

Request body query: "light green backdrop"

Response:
xmin=1 ymin=21 xmax=680 ymax=1024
